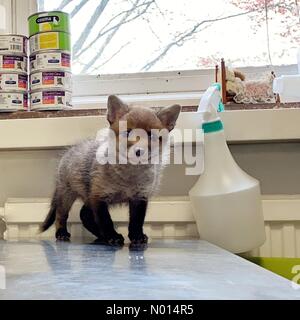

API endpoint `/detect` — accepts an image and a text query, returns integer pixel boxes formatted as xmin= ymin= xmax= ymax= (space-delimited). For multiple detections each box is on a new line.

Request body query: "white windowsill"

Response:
xmin=1 ymin=107 xmax=300 ymax=150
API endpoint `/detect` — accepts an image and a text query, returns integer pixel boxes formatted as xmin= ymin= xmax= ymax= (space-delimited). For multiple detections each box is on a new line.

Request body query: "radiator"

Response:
xmin=1 ymin=196 xmax=300 ymax=258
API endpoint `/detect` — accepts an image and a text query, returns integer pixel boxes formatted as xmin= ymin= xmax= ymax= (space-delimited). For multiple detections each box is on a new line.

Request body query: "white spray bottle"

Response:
xmin=189 ymin=84 xmax=266 ymax=253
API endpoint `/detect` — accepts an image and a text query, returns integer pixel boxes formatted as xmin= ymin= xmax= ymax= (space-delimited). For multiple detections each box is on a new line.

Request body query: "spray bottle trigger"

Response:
xmin=212 ymin=83 xmax=225 ymax=112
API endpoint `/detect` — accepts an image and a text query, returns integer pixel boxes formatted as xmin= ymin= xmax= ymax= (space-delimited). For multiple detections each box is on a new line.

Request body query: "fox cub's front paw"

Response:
xmin=99 ymin=232 xmax=124 ymax=246
xmin=108 ymin=233 xmax=125 ymax=246
xmin=55 ymin=228 xmax=71 ymax=241
xmin=129 ymin=233 xmax=148 ymax=245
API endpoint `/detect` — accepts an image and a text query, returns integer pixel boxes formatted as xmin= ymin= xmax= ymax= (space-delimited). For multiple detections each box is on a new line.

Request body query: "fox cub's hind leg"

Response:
xmin=80 ymin=205 xmax=102 ymax=238
xmin=80 ymin=205 xmax=111 ymax=244
xmin=40 ymin=189 xmax=75 ymax=241
xmin=55 ymin=193 xmax=76 ymax=241
xmin=128 ymin=199 xmax=148 ymax=246
xmin=86 ymin=201 xmax=124 ymax=246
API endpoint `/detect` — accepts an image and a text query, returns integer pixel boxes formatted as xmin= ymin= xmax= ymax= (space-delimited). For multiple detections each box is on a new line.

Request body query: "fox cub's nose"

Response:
xmin=135 ymin=147 xmax=145 ymax=157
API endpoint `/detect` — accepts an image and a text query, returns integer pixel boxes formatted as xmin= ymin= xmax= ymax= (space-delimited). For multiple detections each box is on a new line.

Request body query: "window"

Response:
xmin=10 ymin=0 xmax=300 ymax=105
xmin=37 ymin=0 xmax=299 ymax=75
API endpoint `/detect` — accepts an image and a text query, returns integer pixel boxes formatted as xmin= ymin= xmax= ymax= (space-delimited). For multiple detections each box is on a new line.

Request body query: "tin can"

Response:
xmin=0 ymin=54 xmax=27 ymax=73
xmin=30 ymin=51 xmax=71 ymax=72
xmin=0 ymin=34 xmax=28 ymax=55
xmin=28 ymin=11 xmax=70 ymax=37
xmin=30 ymin=89 xmax=72 ymax=110
xmin=30 ymin=70 xmax=72 ymax=91
xmin=29 ymin=32 xmax=71 ymax=55
xmin=0 ymin=72 xmax=27 ymax=91
xmin=0 ymin=91 xmax=28 ymax=112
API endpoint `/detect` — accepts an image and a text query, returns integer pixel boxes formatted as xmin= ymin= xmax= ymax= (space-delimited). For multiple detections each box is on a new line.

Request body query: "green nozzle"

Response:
xmin=202 ymin=120 xmax=223 ymax=133
xmin=213 ymin=83 xmax=221 ymax=91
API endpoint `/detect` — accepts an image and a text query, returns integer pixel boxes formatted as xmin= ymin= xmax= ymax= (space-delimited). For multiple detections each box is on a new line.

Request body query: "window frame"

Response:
xmin=0 ymin=0 xmax=12 ymax=33
xmin=71 ymin=64 xmax=298 ymax=108
xmin=11 ymin=0 xmax=37 ymax=34
xmin=10 ymin=0 xmax=299 ymax=107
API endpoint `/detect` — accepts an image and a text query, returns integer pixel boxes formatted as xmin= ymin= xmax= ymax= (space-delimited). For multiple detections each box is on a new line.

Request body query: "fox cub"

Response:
xmin=41 ymin=95 xmax=181 ymax=245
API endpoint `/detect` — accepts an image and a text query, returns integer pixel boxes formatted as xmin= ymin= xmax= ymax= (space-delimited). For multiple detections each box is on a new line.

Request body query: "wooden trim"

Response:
xmin=1 ymin=103 xmax=300 ymax=120
xmin=215 ymin=64 xmax=219 ymax=83
xmin=221 ymin=58 xmax=227 ymax=104
xmin=0 ymin=107 xmax=194 ymax=120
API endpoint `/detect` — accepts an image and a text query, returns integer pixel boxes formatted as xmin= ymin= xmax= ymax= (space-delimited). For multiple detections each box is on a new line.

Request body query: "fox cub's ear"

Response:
xmin=157 ymin=104 xmax=181 ymax=131
xmin=107 ymin=95 xmax=128 ymax=124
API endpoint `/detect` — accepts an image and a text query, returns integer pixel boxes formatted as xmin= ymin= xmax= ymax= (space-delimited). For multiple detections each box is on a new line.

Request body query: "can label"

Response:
xmin=0 ymin=35 xmax=27 ymax=55
xmin=30 ymin=51 xmax=71 ymax=72
xmin=0 ymin=55 xmax=27 ymax=72
xmin=0 ymin=92 xmax=28 ymax=111
xmin=29 ymin=32 xmax=71 ymax=54
xmin=30 ymin=71 xmax=72 ymax=90
xmin=0 ymin=73 xmax=27 ymax=91
xmin=30 ymin=90 xmax=72 ymax=110
xmin=28 ymin=11 xmax=70 ymax=36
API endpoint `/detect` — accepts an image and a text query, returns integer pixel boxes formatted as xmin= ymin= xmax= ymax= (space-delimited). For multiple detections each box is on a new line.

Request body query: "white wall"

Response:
xmin=1 ymin=142 xmax=300 ymax=207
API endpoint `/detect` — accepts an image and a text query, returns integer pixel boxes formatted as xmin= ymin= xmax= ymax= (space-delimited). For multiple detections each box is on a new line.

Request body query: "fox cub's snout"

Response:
xmin=41 ymin=95 xmax=181 ymax=245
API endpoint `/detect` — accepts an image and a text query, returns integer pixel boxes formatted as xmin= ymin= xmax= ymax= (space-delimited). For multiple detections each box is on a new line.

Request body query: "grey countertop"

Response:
xmin=0 ymin=239 xmax=299 ymax=300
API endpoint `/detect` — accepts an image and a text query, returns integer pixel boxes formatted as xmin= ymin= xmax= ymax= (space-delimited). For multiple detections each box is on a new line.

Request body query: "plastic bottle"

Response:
xmin=189 ymin=84 xmax=266 ymax=253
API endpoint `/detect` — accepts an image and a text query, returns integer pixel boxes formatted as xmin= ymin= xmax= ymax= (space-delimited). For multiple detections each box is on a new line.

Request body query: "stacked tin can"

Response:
xmin=28 ymin=11 xmax=72 ymax=110
xmin=0 ymin=35 xmax=28 ymax=112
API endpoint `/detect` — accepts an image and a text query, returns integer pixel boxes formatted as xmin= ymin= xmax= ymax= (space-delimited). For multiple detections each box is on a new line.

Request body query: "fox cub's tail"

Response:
xmin=40 ymin=195 xmax=57 ymax=232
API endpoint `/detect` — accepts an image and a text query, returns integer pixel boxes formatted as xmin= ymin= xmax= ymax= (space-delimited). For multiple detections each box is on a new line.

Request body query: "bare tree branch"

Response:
xmin=80 ymin=0 xmax=141 ymax=73
xmin=70 ymin=0 xmax=89 ymax=18
xmin=74 ymin=0 xmax=154 ymax=59
xmin=58 ymin=0 xmax=72 ymax=11
xmin=80 ymin=0 xmax=155 ymax=73
xmin=73 ymin=0 xmax=110 ymax=56
xmin=136 ymin=0 xmax=162 ymax=43
xmin=152 ymin=0 xmax=166 ymax=18
xmin=141 ymin=9 xmax=262 ymax=71
xmin=264 ymin=0 xmax=273 ymax=65
xmin=296 ymin=0 xmax=300 ymax=23
xmin=89 ymin=41 xmax=131 ymax=73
